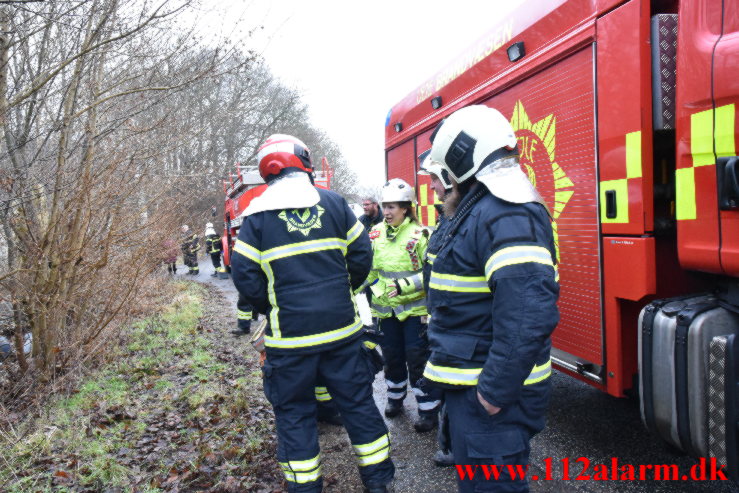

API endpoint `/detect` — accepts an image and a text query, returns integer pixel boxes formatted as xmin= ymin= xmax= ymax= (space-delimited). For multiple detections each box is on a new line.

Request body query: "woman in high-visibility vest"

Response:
xmin=365 ymin=178 xmax=440 ymax=432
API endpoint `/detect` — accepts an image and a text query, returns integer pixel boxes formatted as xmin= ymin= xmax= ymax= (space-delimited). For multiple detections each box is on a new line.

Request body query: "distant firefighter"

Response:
xmin=180 ymin=225 xmax=200 ymax=275
xmin=204 ymin=222 xmax=223 ymax=277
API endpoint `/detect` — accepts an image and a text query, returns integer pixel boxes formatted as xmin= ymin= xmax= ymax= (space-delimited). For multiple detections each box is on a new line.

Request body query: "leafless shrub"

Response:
xmin=0 ymin=0 xmax=360 ymax=404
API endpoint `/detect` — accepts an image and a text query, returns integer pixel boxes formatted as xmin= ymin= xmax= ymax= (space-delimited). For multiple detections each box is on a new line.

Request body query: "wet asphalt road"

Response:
xmin=192 ymin=259 xmax=739 ymax=493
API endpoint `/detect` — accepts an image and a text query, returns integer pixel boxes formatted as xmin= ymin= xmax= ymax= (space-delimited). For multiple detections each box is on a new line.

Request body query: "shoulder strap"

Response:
xmin=405 ymin=232 xmax=422 ymax=270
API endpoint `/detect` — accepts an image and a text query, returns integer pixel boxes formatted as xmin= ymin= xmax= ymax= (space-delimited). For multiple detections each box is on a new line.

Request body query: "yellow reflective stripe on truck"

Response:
xmin=677 ymin=104 xmax=736 ymax=221
xmin=600 ymin=130 xmax=641 ymax=224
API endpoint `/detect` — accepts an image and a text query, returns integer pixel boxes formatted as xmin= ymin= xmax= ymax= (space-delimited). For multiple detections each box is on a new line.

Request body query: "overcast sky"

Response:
xmin=204 ymin=1 xmax=525 ymax=188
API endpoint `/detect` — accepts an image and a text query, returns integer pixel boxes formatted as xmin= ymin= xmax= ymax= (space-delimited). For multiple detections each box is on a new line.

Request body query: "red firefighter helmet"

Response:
xmin=257 ymin=134 xmax=313 ymax=180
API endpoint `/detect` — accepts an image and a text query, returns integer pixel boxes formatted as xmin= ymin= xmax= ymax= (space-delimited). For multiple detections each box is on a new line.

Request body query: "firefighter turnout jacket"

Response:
xmin=181 ymin=233 xmax=200 ymax=255
xmin=394 ymin=205 xmax=450 ymax=297
xmin=205 ymin=234 xmax=222 ymax=254
xmin=231 ymin=188 xmax=371 ymax=355
xmin=366 ymin=218 xmax=428 ymax=321
xmin=422 ymin=205 xmax=449 ymax=290
xmin=423 ymin=185 xmax=559 ymax=408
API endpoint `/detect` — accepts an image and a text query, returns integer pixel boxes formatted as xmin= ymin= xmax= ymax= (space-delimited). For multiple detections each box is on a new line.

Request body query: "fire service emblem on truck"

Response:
xmin=510 ymin=100 xmax=575 ymax=263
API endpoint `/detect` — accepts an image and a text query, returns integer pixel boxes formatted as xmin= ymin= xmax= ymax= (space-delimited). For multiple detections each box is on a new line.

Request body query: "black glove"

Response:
xmin=363 ymin=326 xmax=383 ymax=345
xmin=362 ymin=327 xmax=384 ymax=375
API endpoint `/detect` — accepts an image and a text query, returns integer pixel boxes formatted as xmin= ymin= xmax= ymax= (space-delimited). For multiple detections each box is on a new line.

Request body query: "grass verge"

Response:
xmin=0 ymin=281 xmax=277 ymax=492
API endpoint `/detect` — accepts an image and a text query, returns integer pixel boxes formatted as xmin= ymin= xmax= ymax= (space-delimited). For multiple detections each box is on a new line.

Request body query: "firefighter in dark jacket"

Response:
xmin=180 ymin=225 xmax=200 ymax=275
xmin=401 ymin=150 xmax=456 ymax=465
xmin=400 ymin=150 xmax=454 ymax=296
xmin=204 ymin=222 xmax=223 ymax=277
xmin=425 ymin=105 xmax=560 ymax=493
xmin=231 ymin=134 xmax=394 ymax=493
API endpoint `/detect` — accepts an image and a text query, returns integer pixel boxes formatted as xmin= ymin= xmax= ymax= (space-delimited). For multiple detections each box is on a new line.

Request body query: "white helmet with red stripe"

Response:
xmin=257 ymin=134 xmax=313 ymax=181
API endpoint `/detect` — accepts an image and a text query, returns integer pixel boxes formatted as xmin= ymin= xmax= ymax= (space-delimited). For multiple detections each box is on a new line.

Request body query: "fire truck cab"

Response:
xmin=386 ymin=0 xmax=739 ymax=476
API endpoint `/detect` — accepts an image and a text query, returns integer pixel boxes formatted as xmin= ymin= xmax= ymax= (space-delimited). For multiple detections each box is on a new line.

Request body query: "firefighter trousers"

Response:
xmin=314 ymin=377 xmax=339 ymax=421
xmin=380 ymin=315 xmax=441 ymax=416
xmin=184 ymin=253 xmax=198 ymax=273
xmin=262 ymin=338 xmax=394 ymax=492
xmin=210 ymin=252 xmax=221 ymax=269
xmin=444 ymin=381 xmax=551 ymax=492
xmin=236 ymin=295 xmax=252 ymax=332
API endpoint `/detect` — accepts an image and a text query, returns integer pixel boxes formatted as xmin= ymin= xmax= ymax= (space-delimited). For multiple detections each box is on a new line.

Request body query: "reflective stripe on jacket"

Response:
xmin=422 ymin=206 xmax=449 ymax=291
xmin=205 ymin=234 xmax=222 ymax=254
xmin=395 ymin=207 xmax=450 ymax=297
xmin=423 ymin=185 xmax=559 ymax=408
xmin=181 ymin=233 xmax=200 ymax=254
xmin=366 ymin=217 xmax=428 ymax=321
xmin=231 ymin=187 xmax=371 ymax=355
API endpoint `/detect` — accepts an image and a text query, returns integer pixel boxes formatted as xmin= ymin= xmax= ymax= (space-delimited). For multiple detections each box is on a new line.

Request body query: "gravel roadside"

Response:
xmin=196 ymin=258 xmax=739 ymax=493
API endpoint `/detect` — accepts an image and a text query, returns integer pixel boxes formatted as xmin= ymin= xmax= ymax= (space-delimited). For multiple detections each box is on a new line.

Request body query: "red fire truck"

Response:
xmin=386 ymin=0 xmax=739 ymax=475
xmin=221 ymin=157 xmax=334 ymax=269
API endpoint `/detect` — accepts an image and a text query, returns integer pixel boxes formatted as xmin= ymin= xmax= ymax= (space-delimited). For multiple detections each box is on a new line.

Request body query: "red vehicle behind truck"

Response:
xmin=386 ymin=0 xmax=739 ymax=476
xmin=221 ymin=157 xmax=334 ymax=269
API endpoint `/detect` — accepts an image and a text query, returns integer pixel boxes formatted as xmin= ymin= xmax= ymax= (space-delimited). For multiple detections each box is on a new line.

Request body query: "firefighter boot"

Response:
xmin=384 ymin=399 xmax=403 ymax=418
xmin=365 ymin=486 xmax=389 ymax=493
xmin=317 ymin=408 xmax=343 ymax=426
xmin=434 ymin=403 xmax=453 ymax=466
xmin=364 ymin=481 xmax=394 ymax=493
xmin=230 ymin=319 xmax=251 ymax=336
xmin=433 ymin=449 xmax=454 ymax=467
xmin=413 ymin=412 xmax=438 ymax=433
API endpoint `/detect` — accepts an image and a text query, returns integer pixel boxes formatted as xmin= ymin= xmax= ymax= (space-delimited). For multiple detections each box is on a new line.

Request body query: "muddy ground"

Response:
xmin=195 ymin=262 xmax=456 ymax=493
xmin=197 ymin=257 xmax=739 ymax=493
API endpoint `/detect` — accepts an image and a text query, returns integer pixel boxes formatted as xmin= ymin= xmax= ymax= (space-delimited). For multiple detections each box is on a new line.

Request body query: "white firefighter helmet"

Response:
xmin=418 ymin=150 xmax=453 ymax=190
xmin=205 ymin=222 xmax=213 ymax=228
xmin=381 ymin=178 xmax=416 ymax=205
xmin=429 ymin=105 xmax=544 ymax=205
xmin=181 ymin=224 xmax=189 ymax=233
